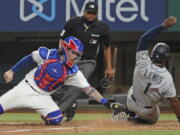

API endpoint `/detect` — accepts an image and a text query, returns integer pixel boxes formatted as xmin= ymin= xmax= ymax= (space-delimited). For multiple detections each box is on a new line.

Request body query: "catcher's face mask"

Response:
xmin=61 ymin=36 xmax=84 ymax=67
xmin=66 ymin=46 xmax=82 ymax=63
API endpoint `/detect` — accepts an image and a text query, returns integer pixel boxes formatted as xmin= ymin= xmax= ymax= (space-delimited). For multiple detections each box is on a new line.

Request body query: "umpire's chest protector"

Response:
xmin=34 ymin=59 xmax=67 ymax=92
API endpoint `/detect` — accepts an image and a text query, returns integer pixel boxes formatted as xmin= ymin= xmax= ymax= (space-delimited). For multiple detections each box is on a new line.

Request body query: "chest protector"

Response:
xmin=34 ymin=59 xmax=67 ymax=91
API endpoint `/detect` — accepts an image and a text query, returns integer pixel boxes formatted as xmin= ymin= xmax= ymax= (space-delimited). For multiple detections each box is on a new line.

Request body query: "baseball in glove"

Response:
xmin=104 ymin=102 xmax=128 ymax=121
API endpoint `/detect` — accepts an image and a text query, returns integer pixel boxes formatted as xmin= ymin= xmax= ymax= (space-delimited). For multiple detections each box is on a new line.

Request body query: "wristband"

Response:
xmin=100 ymin=98 xmax=108 ymax=104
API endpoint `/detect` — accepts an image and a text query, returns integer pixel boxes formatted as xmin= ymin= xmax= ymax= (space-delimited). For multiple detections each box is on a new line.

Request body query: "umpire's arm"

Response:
xmin=59 ymin=18 xmax=74 ymax=48
xmin=102 ymin=23 xmax=114 ymax=78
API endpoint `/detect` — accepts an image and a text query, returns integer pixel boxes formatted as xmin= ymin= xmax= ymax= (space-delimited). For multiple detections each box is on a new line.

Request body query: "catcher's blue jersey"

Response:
xmin=33 ymin=47 xmax=78 ymax=91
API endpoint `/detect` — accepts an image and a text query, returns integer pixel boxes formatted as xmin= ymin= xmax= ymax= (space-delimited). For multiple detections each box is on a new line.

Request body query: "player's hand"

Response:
xmin=100 ymin=76 xmax=114 ymax=88
xmin=59 ymin=39 xmax=63 ymax=49
xmin=105 ymin=67 xmax=115 ymax=79
xmin=162 ymin=16 xmax=177 ymax=28
xmin=3 ymin=70 xmax=14 ymax=83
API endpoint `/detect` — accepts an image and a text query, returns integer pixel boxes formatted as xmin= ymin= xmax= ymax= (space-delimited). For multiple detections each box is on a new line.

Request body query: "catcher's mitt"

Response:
xmin=104 ymin=102 xmax=128 ymax=121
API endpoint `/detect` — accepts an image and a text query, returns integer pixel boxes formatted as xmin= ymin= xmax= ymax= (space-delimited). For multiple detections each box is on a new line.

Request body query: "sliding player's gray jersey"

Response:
xmin=131 ymin=50 xmax=176 ymax=107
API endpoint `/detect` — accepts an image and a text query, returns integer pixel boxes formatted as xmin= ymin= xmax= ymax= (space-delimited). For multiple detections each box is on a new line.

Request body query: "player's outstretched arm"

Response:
xmin=81 ymin=87 xmax=124 ymax=113
xmin=3 ymin=54 xmax=36 ymax=83
xmin=68 ymin=70 xmax=124 ymax=113
xmin=168 ymin=97 xmax=180 ymax=122
xmin=10 ymin=54 xmax=35 ymax=73
xmin=137 ymin=16 xmax=176 ymax=52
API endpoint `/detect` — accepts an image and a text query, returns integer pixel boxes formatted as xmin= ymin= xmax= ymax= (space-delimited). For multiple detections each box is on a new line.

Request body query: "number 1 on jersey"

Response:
xmin=144 ymin=83 xmax=152 ymax=94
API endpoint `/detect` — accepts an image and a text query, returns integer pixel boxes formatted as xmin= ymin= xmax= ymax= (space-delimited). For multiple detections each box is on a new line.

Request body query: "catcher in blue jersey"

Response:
xmin=0 ymin=36 xmax=120 ymax=125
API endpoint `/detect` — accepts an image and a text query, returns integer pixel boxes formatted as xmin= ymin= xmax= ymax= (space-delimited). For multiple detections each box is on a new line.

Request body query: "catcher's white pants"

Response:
xmin=0 ymin=79 xmax=59 ymax=117
xmin=127 ymin=87 xmax=160 ymax=124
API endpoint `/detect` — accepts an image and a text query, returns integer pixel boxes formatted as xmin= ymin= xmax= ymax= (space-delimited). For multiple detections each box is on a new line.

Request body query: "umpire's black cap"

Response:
xmin=84 ymin=2 xmax=98 ymax=14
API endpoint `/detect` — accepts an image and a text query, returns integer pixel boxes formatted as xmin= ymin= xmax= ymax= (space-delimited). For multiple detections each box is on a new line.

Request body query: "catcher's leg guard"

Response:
xmin=42 ymin=110 xmax=63 ymax=125
xmin=0 ymin=104 xmax=4 ymax=114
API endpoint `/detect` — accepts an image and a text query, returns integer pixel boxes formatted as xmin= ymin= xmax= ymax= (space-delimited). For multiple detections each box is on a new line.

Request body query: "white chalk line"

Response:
xmin=1 ymin=127 xmax=90 ymax=133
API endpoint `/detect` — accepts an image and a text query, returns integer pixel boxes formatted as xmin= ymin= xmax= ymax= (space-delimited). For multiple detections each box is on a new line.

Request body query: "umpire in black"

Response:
xmin=52 ymin=2 xmax=114 ymax=121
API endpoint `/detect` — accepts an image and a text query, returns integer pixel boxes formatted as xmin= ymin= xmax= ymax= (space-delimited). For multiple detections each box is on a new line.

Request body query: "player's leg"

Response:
xmin=0 ymin=80 xmax=31 ymax=114
xmin=79 ymin=60 xmax=97 ymax=78
xmin=0 ymin=87 xmax=19 ymax=113
xmin=20 ymin=80 xmax=64 ymax=125
xmin=26 ymin=93 xmax=64 ymax=125
xmin=41 ymin=110 xmax=63 ymax=125
xmin=140 ymin=104 xmax=160 ymax=124
xmin=130 ymin=105 xmax=159 ymax=124
xmin=39 ymin=107 xmax=64 ymax=125
xmin=51 ymin=87 xmax=66 ymax=105
xmin=0 ymin=79 xmax=63 ymax=125
xmin=126 ymin=87 xmax=158 ymax=124
xmin=63 ymin=60 xmax=97 ymax=121
xmin=126 ymin=87 xmax=138 ymax=113
xmin=58 ymin=85 xmax=81 ymax=121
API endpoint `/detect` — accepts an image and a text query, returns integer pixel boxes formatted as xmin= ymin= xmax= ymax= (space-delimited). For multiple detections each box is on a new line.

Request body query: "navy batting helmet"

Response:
xmin=151 ymin=43 xmax=170 ymax=63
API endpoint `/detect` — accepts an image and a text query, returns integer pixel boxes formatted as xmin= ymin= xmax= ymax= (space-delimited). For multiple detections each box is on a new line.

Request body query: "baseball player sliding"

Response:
xmin=0 ymin=36 xmax=120 ymax=125
xmin=124 ymin=16 xmax=180 ymax=124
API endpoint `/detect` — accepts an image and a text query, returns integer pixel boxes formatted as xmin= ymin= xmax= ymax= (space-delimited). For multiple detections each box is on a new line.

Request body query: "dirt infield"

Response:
xmin=0 ymin=120 xmax=180 ymax=135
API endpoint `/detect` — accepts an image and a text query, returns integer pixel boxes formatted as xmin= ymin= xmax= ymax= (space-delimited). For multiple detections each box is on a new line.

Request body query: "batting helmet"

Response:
xmin=61 ymin=36 xmax=84 ymax=67
xmin=151 ymin=42 xmax=170 ymax=63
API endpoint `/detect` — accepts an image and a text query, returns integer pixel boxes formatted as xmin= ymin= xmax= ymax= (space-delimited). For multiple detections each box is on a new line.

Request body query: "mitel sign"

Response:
xmin=66 ymin=0 xmax=149 ymax=23
xmin=0 ymin=0 xmax=166 ymax=31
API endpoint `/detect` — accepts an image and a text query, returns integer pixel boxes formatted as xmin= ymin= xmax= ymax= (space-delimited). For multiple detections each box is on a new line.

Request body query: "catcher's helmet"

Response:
xmin=61 ymin=36 xmax=84 ymax=67
xmin=151 ymin=42 xmax=170 ymax=63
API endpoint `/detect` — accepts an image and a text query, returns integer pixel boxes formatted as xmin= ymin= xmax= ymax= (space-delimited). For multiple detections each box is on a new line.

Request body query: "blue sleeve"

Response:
xmin=137 ymin=25 xmax=166 ymax=52
xmin=100 ymin=98 xmax=108 ymax=104
xmin=11 ymin=54 xmax=36 ymax=73
xmin=67 ymin=64 xmax=79 ymax=75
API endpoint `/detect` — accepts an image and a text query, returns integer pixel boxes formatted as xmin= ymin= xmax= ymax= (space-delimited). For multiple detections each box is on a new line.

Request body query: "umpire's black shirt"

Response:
xmin=60 ymin=16 xmax=110 ymax=60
